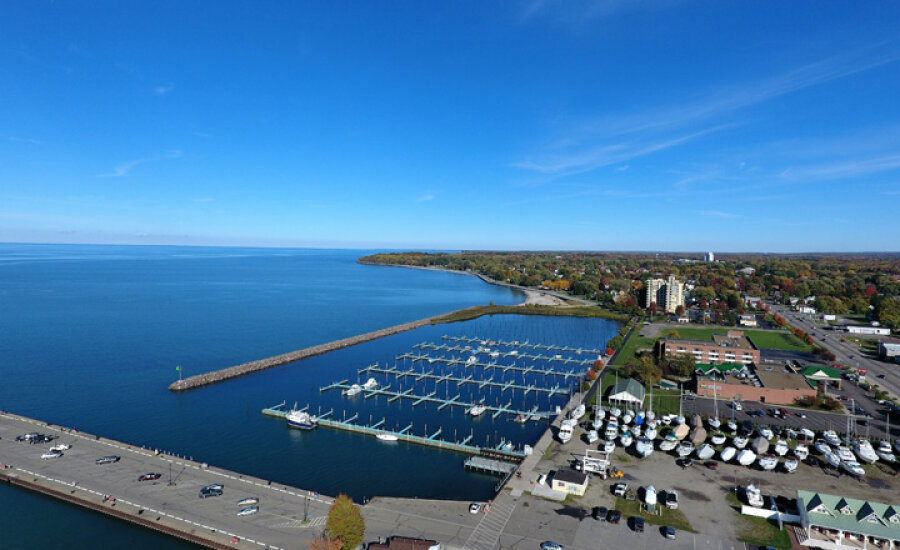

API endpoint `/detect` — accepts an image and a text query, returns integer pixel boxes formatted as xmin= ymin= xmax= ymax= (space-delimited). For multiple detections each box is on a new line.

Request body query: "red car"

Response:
xmin=138 ymin=472 xmax=161 ymax=482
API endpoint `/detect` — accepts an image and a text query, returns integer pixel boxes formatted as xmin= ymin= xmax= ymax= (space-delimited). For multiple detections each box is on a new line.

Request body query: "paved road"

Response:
xmin=767 ymin=304 xmax=900 ymax=400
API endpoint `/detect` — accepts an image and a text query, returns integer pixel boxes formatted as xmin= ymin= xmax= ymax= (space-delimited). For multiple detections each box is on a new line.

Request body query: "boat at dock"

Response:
xmin=286 ymin=409 xmax=318 ymax=430
xmin=467 ymin=404 xmax=487 ymax=416
xmin=376 ymin=433 xmax=399 ymax=442
xmin=342 ymin=384 xmax=362 ymax=396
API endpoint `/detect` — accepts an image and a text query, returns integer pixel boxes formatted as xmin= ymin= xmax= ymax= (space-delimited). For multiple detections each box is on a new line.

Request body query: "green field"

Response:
xmin=612 ymin=335 xmax=656 ymax=365
xmin=725 ymin=493 xmax=791 ymax=549
xmin=671 ymin=328 xmax=812 ymax=351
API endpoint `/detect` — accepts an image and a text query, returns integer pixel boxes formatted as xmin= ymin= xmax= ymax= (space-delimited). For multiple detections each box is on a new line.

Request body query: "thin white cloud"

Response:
xmin=154 ymin=83 xmax=175 ymax=95
xmin=5 ymin=136 xmax=45 ymax=144
xmin=779 ymin=155 xmax=900 ymax=181
xmin=518 ymin=0 xmax=682 ymax=23
xmin=696 ymin=210 xmax=743 ymax=219
xmin=100 ymin=150 xmax=183 ymax=178
xmin=415 ymin=193 xmax=436 ymax=202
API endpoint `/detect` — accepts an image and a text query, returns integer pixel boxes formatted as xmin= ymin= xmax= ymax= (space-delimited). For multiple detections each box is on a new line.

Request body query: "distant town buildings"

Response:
xmin=659 ymin=329 xmax=760 ymax=365
xmin=704 ymin=251 xmax=715 ymax=262
xmin=880 ymin=338 xmax=900 ymax=362
xmin=645 ymin=275 xmax=685 ymax=313
xmin=844 ymin=325 xmax=891 ymax=336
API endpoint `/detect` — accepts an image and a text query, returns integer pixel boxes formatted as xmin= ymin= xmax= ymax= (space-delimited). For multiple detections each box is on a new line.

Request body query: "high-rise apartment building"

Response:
xmin=704 ymin=251 xmax=715 ymax=262
xmin=645 ymin=275 xmax=685 ymax=313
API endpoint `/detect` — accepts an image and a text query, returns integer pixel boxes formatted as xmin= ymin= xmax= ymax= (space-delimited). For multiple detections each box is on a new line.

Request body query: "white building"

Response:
xmin=739 ymin=314 xmax=758 ymax=327
xmin=845 ymin=325 xmax=891 ymax=336
xmin=645 ymin=275 xmax=685 ymax=313
xmin=704 ymin=252 xmax=715 ymax=262
xmin=822 ymin=314 xmax=837 ymax=322
xmin=797 ymin=305 xmax=817 ymax=315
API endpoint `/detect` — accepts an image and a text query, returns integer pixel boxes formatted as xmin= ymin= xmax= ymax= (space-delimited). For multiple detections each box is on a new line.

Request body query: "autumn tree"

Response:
xmin=325 ymin=494 xmax=365 ymax=550
xmin=308 ymin=536 xmax=343 ymax=550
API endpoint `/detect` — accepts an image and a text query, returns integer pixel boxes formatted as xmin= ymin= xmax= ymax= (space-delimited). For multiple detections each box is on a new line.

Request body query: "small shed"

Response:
xmin=800 ymin=366 xmax=842 ymax=390
xmin=608 ymin=378 xmax=646 ymax=406
xmin=552 ymin=469 xmax=589 ymax=496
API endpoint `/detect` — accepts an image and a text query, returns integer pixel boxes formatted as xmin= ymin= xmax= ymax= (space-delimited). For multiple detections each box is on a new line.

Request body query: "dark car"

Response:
xmin=705 ymin=460 xmax=718 ymax=470
xmin=607 ymin=510 xmax=622 ymax=524
xmin=95 ymin=455 xmax=120 ymax=465
xmin=663 ymin=526 xmax=676 ymax=539
xmin=593 ymin=506 xmax=608 ymax=521
xmin=632 ymin=517 xmax=645 ymax=532
xmin=138 ymin=473 xmax=162 ymax=482
xmin=15 ymin=432 xmax=40 ymax=442
xmin=199 ymin=488 xmax=223 ymax=499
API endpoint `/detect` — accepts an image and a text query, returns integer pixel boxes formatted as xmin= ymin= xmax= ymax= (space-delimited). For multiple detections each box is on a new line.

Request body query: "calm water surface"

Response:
xmin=0 ymin=244 xmax=620 ymax=548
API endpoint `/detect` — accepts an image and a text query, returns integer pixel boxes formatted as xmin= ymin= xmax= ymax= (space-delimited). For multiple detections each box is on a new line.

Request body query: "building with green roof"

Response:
xmin=797 ymin=490 xmax=900 ymax=548
xmin=800 ymin=366 xmax=843 ymax=390
xmin=608 ymin=378 xmax=645 ymax=406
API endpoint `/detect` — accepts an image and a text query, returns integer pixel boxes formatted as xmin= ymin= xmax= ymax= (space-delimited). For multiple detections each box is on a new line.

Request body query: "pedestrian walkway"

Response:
xmin=463 ymin=492 xmax=518 ymax=550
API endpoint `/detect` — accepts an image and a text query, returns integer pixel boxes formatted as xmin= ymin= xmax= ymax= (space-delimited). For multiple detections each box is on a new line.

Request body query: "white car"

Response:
xmin=50 ymin=443 xmax=71 ymax=452
xmin=469 ymin=502 xmax=482 ymax=514
xmin=537 ymin=474 xmax=547 ymax=485
xmin=41 ymin=450 xmax=63 ymax=460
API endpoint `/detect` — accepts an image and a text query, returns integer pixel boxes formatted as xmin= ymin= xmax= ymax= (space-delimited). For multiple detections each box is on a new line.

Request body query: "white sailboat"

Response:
xmin=676 ymin=441 xmax=694 ymax=457
xmin=793 ymin=443 xmax=809 ymax=461
xmin=773 ymin=439 xmax=789 ymax=456
xmin=757 ymin=453 xmax=778 ymax=471
xmin=707 ymin=383 xmax=721 ymax=429
xmin=720 ymin=446 xmax=736 ymax=462
xmin=710 ymin=432 xmax=726 ymax=446
xmin=558 ymin=424 xmax=573 ymax=444
xmin=635 ymin=437 xmax=654 ymax=458
xmin=733 ymin=435 xmax=749 ymax=449
xmin=696 ymin=443 xmax=715 ymax=461
xmin=737 ymin=449 xmax=757 ymax=466
xmin=823 ymin=430 xmax=841 ymax=446
xmin=783 ymin=457 xmax=799 ymax=473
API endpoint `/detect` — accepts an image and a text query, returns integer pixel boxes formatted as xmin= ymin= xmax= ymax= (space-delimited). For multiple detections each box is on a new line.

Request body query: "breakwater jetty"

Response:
xmin=168 ymin=308 xmax=481 ymax=392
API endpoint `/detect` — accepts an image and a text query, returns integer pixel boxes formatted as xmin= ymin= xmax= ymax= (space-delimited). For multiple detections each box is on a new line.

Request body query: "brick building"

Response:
xmin=659 ymin=330 xmax=760 ymax=365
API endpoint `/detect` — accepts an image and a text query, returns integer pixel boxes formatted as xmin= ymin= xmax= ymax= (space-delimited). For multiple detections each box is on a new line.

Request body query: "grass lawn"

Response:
xmin=614 ymin=497 xmax=694 ymax=532
xmin=613 ymin=335 xmax=656 ymax=365
xmin=671 ymin=328 xmax=812 ymax=352
xmin=725 ymin=493 xmax=792 ymax=549
xmin=647 ymin=389 xmax=681 ymax=415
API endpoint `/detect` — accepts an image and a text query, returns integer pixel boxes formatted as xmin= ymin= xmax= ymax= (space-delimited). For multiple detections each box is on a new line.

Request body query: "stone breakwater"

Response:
xmin=168 ymin=308 xmax=480 ymax=392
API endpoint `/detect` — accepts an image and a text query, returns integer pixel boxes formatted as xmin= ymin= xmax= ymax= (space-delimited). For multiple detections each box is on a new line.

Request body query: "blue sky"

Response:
xmin=1 ymin=1 xmax=899 ymax=252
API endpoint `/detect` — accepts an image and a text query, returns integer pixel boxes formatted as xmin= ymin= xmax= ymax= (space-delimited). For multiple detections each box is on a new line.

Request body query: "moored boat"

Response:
xmin=376 ymin=433 xmax=399 ymax=442
xmin=286 ymin=409 xmax=318 ymax=430
xmin=468 ymin=404 xmax=488 ymax=416
xmin=342 ymin=384 xmax=362 ymax=396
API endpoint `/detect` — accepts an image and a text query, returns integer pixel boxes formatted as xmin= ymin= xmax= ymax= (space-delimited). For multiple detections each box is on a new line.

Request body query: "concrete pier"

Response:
xmin=168 ymin=308 xmax=483 ymax=392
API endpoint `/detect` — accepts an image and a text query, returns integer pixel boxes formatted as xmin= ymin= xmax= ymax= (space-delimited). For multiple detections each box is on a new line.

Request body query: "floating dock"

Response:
xmin=357 ymin=364 xmax=568 ymax=396
xmin=442 ymin=335 xmax=605 ymax=356
xmin=261 ymin=403 xmax=527 ymax=461
xmin=396 ymin=353 xmax=584 ymax=379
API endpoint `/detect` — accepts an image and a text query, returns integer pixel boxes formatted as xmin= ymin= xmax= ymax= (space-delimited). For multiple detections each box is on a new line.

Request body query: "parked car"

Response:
xmin=632 ymin=517 xmax=644 ymax=533
xmin=606 ymin=510 xmax=622 ymax=524
xmin=540 ymin=542 xmax=564 ymax=550
xmin=41 ymin=450 xmax=63 ymax=460
xmin=663 ymin=526 xmax=677 ymax=539
xmin=592 ymin=506 xmax=608 ymax=521
xmin=665 ymin=490 xmax=678 ymax=509
xmin=705 ymin=460 xmax=718 ymax=470
xmin=199 ymin=488 xmax=223 ymax=499
xmin=469 ymin=502 xmax=482 ymax=514
xmin=779 ymin=408 xmax=790 ymax=416
xmin=96 ymin=455 xmax=120 ymax=465
xmin=612 ymin=483 xmax=628 ymax=497
xmin=138 ymin=473 xmax=162 ymax=482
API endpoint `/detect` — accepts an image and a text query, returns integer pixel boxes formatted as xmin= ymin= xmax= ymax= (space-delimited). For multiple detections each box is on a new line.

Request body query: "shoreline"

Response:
xmin=358 ymin=260 xmax=593 ymax=307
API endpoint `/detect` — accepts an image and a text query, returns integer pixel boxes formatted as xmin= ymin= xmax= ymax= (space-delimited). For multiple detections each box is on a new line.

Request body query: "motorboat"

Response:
xmin=605 ymin=424 xmax=618 ymax=441
xmin=793 ymin=444 xmax=809 ymax=461
xmin=646 ymin=410 xmax=656 ymax=421
xmin=635 ymin=412 xmax=645 ymax=426
xmin=586 ymin=430 xmax=599 ymax=444
xmin=733 ymin=435 xmax=749 ymax=449
xmin=468 ymin=404 xmax=488 ymax=416
xmin=799 ymin=428 xmax=815 ymax=440
xmin=622 ymin=411 xmax=634 ymax=425
xmin=602 ymin=439 xmax=616 ymax=454
xmin=236 ymin=506 xmax=259 ymax=517
xmin=727 ymin=420 xmax=738 ymax=433
xmin=785 ymin=429 xmax=798 ymax=441
xmin=757 ymin=425 xmax=774 ymax=440
xmin=286 ymin=409 xmax=318 ymax=430
xmin=876 ymin=441 xmax=897 ymax=463
xmin=376 ymin=433 xmax=399 ymax=442
xmin=710 ymin=432 xmax=727 ymax=446
xmin=570 ymin=404 xmax=586 ymax=421
xmin=644 ymin=425 xmax=657 ymax=440
xmin=814 ymin=439 xmax=832 ymax=455
xmin=773 ymin=439 xmax=789 ymax=456
xmin=558 ymin=424 xmax=573 ymax=444
xmin=619 ymin=430 xmax=634 ymax=448
xmin=362 ymin=377 xmax=379 ymax=390
xmin=836 ymin=446 xmax=857 ymax=463
xmin=696 ymin=444 xmax=715 ymax=461
xmin=745 ymin=484 xmax=763 ymax=507
xmin=645 ymin=485 xmax=658 ymax=507
xmin=852 ymin=439 xmax=879 ymax=464
xmin=658 ymin=433 xmax=678 ymax=452
xmin=236 ymin=497 xmax=259 ymax=506
xmin=823 ymin=430 xmax=841 ymax=446
xmin=514 ymin=414 xmax=528 ymax=424
xmin=823 ymin=449 xmax=841 ymax=468
xmin=783 ymin=457 xmax=799 ymax=473
xmin=841 ymin=460 xmax=866 ymax=478
xmin=676 ymin=441 xmax=695 ymax=458
xmin=635 ymin=437 xmax=654 ymax=458
xmin=720 ymin=446 xmax=736 ymax=462
xmin=708 ymin=417 xmax=721 ymax=430
xmin=661 ymin=414 xmax=675 ymax=425
xmin=610 ymin=407 xmax=622 ymax=418
xmin=737 ymin=449 xmax=757 ymax=466
xmin=342 ymin=384 xmax=362 ymax=396
xmin=758 ymin=454 xmax=778 ymax=471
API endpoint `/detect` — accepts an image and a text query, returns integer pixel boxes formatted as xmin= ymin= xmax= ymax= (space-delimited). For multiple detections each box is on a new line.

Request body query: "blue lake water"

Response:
xmin=0 ymin=244 xmax=620 ymax=548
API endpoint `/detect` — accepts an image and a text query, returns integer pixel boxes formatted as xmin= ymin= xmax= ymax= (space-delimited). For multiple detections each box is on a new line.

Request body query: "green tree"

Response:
xmin=325 ymin=494 xmax=365 ymax=550
xmin=637 ymin=355 xmax=663 ymax=385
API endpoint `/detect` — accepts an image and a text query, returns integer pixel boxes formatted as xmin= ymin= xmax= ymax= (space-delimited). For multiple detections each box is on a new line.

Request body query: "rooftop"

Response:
xmin=756 ymin=370 xmax=814 ymax=391
xmin=798 ymin=490 xmax=900 ymax=541
xmin=553 ymin=469 xmax=589 ymax=485
xmin=800 ymin=366 xmax=842 ymax=380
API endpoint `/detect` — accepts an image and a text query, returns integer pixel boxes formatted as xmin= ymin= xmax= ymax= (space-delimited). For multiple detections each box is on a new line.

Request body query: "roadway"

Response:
xmin=767 ymin=303 xmax=900 ymax=400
